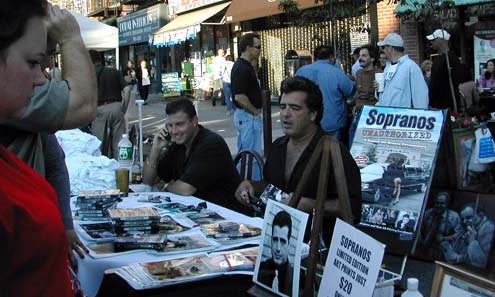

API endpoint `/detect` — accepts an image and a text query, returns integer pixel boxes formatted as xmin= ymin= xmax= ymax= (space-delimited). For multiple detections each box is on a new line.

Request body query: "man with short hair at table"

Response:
xmin=143 ymin=97 xmax=247 ymax=214
xmin=257 ymin=210 xmax=294 ymax=295
xmin=235 ymin=76 xmax=362 ymax=243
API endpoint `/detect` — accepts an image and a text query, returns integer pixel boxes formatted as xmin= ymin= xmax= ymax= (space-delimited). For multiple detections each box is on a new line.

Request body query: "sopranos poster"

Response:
xmin=350 ymin=106 xmax=445 ymax=254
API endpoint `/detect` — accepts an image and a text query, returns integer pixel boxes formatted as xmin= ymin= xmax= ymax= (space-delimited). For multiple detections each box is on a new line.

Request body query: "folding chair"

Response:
xmin=233 ymin=149 xmax=264 ymax=181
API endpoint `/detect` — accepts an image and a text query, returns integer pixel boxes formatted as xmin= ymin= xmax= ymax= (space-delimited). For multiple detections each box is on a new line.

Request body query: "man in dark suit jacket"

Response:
xmin=257 ymin=210 xmax=294 ymax=296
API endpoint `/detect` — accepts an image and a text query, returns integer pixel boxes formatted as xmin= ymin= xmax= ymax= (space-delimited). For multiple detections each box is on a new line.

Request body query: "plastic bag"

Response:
xmin=475 ymin=127 xmax=495 ymax=164
xmin=469 ymin=134 xmax=488 ymax=173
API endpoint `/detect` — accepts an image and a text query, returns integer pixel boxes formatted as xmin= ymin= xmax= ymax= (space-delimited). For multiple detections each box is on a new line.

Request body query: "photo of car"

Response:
xmin=361 ymin=162 xmax=428 ymax=203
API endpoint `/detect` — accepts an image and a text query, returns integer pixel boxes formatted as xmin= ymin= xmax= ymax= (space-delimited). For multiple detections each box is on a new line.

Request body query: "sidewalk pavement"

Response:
xmin=126 ymin=92 xmax=284 ymax=157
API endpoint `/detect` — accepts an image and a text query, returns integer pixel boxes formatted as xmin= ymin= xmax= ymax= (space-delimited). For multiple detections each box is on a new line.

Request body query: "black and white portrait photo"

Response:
xmin=253 ymin=200 xmax=308 ymax=297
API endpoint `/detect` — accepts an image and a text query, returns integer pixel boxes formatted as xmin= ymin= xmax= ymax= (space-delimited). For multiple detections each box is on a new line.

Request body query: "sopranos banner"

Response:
xmin=350 ymin=106 xmax=445 ymax=253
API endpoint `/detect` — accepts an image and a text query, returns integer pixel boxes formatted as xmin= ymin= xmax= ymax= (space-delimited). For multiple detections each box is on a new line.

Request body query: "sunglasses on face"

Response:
xmin=252 ymin=45 xmax=262 ymax=50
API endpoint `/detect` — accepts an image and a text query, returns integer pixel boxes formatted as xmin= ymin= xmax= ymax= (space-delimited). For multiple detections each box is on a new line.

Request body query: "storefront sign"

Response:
xmin=474 ymin=21 xmax=495 ymax=81
xmin=349 ymin=106 xmax=445 ymax=254
xmin=174 ymin=0 xmax=223 ymax=14
xmin=162 ymin=72 xmax=182 ymax=97
xmin=117 ymin=4 xmax=168 ymax=46
xmin=318 ymin=219 xmax=385 ymax=297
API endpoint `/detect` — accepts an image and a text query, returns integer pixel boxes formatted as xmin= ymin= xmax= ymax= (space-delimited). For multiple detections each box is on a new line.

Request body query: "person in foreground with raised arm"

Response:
xmin=0 ymin=0 xmax=73 ymax=295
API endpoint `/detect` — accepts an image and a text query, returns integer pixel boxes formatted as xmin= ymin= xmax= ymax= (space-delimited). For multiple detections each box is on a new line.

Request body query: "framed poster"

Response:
xmin=350 ymin=106 xmax=446 ymax=254
xmin=413 ymin=189 xmax=495 ymax=271
xmin=430 ymin=261 xmax=495 ymax=297
xmin=253 ymin=200 xmax=309 ymax=297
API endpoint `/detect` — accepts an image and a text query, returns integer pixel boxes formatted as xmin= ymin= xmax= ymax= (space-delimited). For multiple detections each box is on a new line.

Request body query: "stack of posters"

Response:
xmin=186 ymin=210 xmax=225 ymax=226
xmin=74 ymin=189 xmax=122 ymax=221
xmin=85 ymin=233 xmax=218 ymax=258
xmin=158 ymin=215 xmax=190 ymax=234
xmin=114 ymin=234 xmax=168 ymax=252
xmin=201 ymin=222 xmax=262 ymax=243
xmin=77 ymin=222 xmax=116 ymax=242
xmin=350 ymin=106 xmax=445 ymax=254
xmin=154 ymin=202 xmax=193 ymax=214
xmin=108 ymin=207 xmax=161 ymax=235
xmin=116 ymin=248 xmax=258 ymax=290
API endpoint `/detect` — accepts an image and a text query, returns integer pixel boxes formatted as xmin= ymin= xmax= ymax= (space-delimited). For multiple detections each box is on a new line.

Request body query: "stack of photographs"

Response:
xmin=108 ymin=207 xmax=161 ymax=235
xmin=114 ymin=234 xmax=168 ymax=252
xmin=201 ymin=222 xmax=262 ymax=243
xmin=116 ymin=248 xmax=258 ymax=290
xmin=154 ymin=202 xmax=196 ymax=214
xmin=77 ymin=222 xmax=117 ymax=242
xmin=186 ymin=210 xmax=225 ymax=226
xmin=159 ymin=215 xmax=190 ymax=234
xmin=74 ymin=189 xmax=122 ymax=221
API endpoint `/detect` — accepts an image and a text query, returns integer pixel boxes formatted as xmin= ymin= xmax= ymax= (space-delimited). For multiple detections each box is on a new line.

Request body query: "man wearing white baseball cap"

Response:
xmin=426 ymin=28 xmax=461 ymax=110
xmin=375 ymin=33 xmax=429 ymax=109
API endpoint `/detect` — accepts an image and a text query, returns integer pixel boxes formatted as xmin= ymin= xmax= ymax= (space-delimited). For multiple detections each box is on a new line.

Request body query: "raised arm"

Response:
xmin=48 ymin=4 xmax=97 ymax=129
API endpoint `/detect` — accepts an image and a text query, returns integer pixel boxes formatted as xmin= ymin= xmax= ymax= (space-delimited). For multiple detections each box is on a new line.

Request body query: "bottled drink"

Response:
xmin=401 ymin=278 xmax=423 ymax=297
xmin=117 ymin=134 xmax=133 ymax=168
xmin=131 ymin=144 xmax=142 ymax=184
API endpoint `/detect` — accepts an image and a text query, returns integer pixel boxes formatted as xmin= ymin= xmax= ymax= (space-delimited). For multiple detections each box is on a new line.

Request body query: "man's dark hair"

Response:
xmin=89 ymin=49 xmax=102 ymax=64
xmin=272 ymin=210 xmax=292 ymax=240
xmin=165 ymin=97 xmax=197 ymax=119
xmin=435 ymin=192 xmax=451 ymax=205
xmin=314 ymin=45 xmax=333 ymax=60
xmin=0 ymin=0 xmax=47 ymax=62
xmin=352 ymin=47 xmax=361 ymax=57
xmin=239 ymin=33 xmax=260 ymax=53
xmin=402 ymin=214 xmax=410 ymax=219
xmin=360 ymin=44 xmax=378 ymax=65
xmin=279 ymin=76 xmax=323 ymax=124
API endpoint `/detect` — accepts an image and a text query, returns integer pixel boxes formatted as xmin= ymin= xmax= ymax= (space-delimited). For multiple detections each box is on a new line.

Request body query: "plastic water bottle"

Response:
xmin=117 ymin=134 xmax=133 ymax=168
xmin=401 ymin=278 xmax=423 ymax=297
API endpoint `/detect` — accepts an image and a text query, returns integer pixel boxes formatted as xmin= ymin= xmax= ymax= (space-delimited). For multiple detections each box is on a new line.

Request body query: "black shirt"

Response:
xmin=429 ymin=52 xmax=461 ymax=110
xmin=263 ymin=128 xmax=362 ymax=241
xmin=157 ymin=126 xmax=245 ymax=213
xmin=0 ymin=126 xmax=27 ymax=147
xmin=231 ymin=58 xmax=262 ymax=109
xmin=95 ymin=64 xmax=125 ymax=103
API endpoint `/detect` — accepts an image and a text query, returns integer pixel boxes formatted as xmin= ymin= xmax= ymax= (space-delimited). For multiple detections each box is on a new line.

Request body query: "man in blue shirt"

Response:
xmin=376 ymin=33 xmax=429 ymax=109
xmin=296 ymin=45 xmax=355 ymax=140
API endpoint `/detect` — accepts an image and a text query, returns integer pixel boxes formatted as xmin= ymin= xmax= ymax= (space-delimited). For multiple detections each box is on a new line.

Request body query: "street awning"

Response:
xmin=225 ymin=0 xmax=321 ymax=23
xmin=153 ymin=1 xmax=230 ymax=47
xmin=395 ymin=0 xmax=493 ymax=14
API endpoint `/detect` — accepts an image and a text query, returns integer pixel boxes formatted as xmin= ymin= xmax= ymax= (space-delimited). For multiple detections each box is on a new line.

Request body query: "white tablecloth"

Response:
xmin=73 ymin=192 xmax=262 ymax=297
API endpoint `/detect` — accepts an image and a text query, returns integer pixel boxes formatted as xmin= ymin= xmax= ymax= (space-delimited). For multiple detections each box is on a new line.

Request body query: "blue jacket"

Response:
xmin=377 ymin=55 xmax=429 ymax=109
xmin=296 ymin=60 xmax=355 ymax=132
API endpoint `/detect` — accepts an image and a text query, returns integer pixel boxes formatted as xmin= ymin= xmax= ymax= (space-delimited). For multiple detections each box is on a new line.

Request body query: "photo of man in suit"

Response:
xmin=257 ymin=210 xmax=294 ymax=296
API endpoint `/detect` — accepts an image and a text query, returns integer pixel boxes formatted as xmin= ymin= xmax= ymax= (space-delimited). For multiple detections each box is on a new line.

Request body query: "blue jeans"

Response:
xmin=234 ymin=109 xmax=263 ymax=181
xmin=222 ymin=82 xmax=234 ymax=111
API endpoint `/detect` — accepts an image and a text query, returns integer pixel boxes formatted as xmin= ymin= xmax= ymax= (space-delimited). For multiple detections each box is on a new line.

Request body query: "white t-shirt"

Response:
xmin=141 ymin=68 xmax=151 ymax=86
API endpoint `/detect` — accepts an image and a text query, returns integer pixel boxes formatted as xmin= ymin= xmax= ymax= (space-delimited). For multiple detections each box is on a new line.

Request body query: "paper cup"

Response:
xmin=375 ymin=73 xmax=385 ymax=93
xmin=115 ymin=168 xmax=129 ymax=194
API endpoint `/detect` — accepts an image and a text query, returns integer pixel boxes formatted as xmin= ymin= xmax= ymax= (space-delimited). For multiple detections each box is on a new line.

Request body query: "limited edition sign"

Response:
xmin=318 ymin=219 xmax=385 ymax=297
